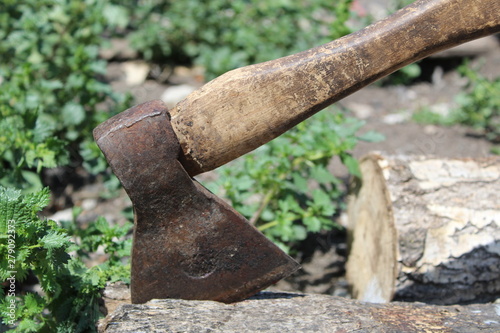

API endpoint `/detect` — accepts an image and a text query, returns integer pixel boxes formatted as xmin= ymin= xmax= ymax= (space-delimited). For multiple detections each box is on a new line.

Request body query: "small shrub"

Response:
xmin=205 ymin=107 xmax=384 ymax=253
xmin=0 ymin=186 xmax=131 ymax=332
xmin=111 ymin=0 xmax=354 ymax=79
xmin=453 ymin=62 xmax=499 ymax=144
xmin=412 ymin=106 xmax=456 ymax=126
xmin=412 ymin=61 xmax=499 ymax=152
xmin=0 ymin=0 xmax=130 ymax=191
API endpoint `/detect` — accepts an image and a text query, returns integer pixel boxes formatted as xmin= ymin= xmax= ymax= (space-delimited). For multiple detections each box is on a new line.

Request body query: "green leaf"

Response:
xmin=260 ymin=209 xmax=275 ymax=222
xmin=40 ymin=231 xmax=70 ymax=249
xmin=23 ymin=293 xmax=46 ymax=317
xmin=40 ymin=79 xmax=63 ymax=91
xmin=310 ymin=166 xmax=337 ymax=184
xmin=303 ymin=216 xmax=321 ymax=232
xmin=94 ymin=216 xmax=111 ymax=234
xmin=0 ymin=186 xmax=21 ymax=203
xmin=312 ymin=189 xmax=331 ymax=208
xmin=20 ymin=171 xmax=44 ymax=193
xmin=340 ymin=153 xmax=361 ymax=178
xmin=61 ymin=102 xmax=85 ymax=126
xmin=15 ymin=318 xmax=41 ymax=333
xmin=357 ymin=130 xmax=385 ymax=142
xmin=292 ymin=225 xmax=307 ymax=241
xmin=105 ymin=264 xmax=131 ymax=284
xmin=235 ymin=176 xmax=254 ymax=191
xmin=291 ymin=172 xmax=308 ymax=190
xmin=86 ymin=267 xmax=104 ymax=288
xmin=33 ymin=114 xmax=57 ymax=143
xmin=103 ymin=4 xmax=129 ymax=29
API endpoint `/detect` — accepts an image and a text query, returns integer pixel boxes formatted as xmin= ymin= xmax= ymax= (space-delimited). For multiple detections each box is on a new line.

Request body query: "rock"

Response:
xmin=161 ymin=84 xmax=197 ymax=108
xmin=98 ymin=290 xmax=500 ymax=332
xmin=81 ymin=198 xmax=97 ymax=211
xmin=49 ymin=208 xmax=73 ymax=223
xmin=428 ymin=102 xmax=453 ymax=118
xmin=97 ymin=282 xmax=131 ymax=332
xmin=382 ymin=112 xmax=410 ymax=124
xmin=101 ymin=282 xmax=131 ymax=314
xmin=346 ymin=102 xmax=374 ymax=119
xmin=121 ymin=61 xmax=150 ymax=86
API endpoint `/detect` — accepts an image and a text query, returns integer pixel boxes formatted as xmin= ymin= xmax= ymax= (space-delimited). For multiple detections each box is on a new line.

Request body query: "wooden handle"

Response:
xmin=169 ymin=0 xmax=500 ymax=175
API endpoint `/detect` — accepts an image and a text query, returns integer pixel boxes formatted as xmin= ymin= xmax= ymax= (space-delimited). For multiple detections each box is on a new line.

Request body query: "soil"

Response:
xmin=46 ymin=31 xmax=499 ymax=300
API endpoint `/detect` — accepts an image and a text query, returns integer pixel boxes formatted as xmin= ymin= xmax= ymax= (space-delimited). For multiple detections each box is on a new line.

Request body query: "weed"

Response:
xmin=0 ymin=186 xmax=131 ymax=332
xmin=110 ymin=0 xmax=354 ymax=79
xmin=412 ymin=61 xmax=499 ymax=153
xmin=0 ymin=0 xmax=130 ymax=191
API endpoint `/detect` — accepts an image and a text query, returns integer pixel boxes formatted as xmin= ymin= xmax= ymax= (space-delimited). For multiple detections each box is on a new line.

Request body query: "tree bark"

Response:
xmin=346 ymin=153 xmax=500 ymax=304
xmin=98 ymin=289 xmax=500 ymax=333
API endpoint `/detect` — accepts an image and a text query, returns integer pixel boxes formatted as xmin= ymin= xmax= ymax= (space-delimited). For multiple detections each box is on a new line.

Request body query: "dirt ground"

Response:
xmin=48 ymin=28 xmax=499 ymax=299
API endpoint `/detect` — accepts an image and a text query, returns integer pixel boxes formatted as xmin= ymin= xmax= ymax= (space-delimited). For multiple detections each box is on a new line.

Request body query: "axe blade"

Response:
xmin=93 ymin=100 xmax=299 ymax=303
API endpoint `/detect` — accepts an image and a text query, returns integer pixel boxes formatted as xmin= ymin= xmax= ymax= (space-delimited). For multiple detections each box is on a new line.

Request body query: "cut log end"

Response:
xmin=346 ymin=154 xmax=398 ymax=303
xmin=346 ymin=153 xmax=500 ymax=305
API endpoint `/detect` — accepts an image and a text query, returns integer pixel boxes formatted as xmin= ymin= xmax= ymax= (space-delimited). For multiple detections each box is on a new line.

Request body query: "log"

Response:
xmin=98 ymin=289 xmax=500 ymax=333
xmin=346 ymin=154 xmax=500 ymax=304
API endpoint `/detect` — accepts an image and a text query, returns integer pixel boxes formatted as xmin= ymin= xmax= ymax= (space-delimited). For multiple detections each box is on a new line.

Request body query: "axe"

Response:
xmin=94 ymin=0 xmax=499 ymax=304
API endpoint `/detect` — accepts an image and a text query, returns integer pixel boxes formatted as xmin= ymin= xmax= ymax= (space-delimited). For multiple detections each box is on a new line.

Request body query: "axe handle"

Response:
xmin=170 ymin=0 xmax=500 ymax=176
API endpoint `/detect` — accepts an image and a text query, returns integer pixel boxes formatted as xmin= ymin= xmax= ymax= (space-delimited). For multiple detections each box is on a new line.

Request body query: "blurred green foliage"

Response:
xmin=0 ymin=0 xmax=130 ymax=191
xmin=109 ymin=0 xmax=354 ymax=79
xmin=0 ymin=0 xmax=357 ymax=192
xmin=453 ymin=63 xmax=500 ymax=144
xmin=413 ymin=61 xmax=500 ymax=153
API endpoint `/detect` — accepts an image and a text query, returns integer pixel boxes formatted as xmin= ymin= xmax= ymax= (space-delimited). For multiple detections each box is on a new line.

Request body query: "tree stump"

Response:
xmin=346 ymin=154 xmax=500 ymax=304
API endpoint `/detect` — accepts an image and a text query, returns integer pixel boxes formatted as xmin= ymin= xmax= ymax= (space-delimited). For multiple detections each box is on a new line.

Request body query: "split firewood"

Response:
xmin=346 ymin=153 xmax=500 ymax=304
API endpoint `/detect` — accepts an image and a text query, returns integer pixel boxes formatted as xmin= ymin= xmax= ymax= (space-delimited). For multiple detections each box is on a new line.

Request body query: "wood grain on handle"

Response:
xmin=169 ymin=0 xmax=500 ymax=176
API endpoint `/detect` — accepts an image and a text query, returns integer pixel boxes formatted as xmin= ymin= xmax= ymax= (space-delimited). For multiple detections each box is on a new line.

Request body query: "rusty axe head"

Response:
xmin=93 ymin=100 xmax=299 ymax=304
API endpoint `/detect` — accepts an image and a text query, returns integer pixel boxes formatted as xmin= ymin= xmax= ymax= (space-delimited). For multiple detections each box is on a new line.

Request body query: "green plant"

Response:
xmin=110 ymin=0 xmax=354 ymax=79
xmin=60 ymin=208 xmax=132 ymax=277
xmin=453 ymin=62 xmax=499 ymax=144
xmin=412 ymin=106 xmax=455 ymax=126
xmin=412 ymin=62 xmax=499 ymax=152
xmin=205 ymin=107 xmax=384 ymax=253
xmin=0 ymin=186 xmax=131 ymax=332
xmin=0 ymin=0 xmax=130 ymax=191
